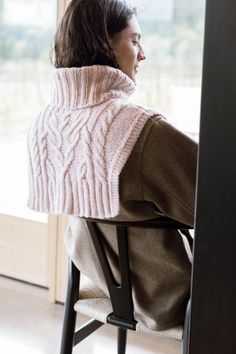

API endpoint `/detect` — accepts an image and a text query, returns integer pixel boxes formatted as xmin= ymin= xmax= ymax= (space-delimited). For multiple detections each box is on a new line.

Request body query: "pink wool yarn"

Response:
xmin=27 ymin=65 xmax=157 ymax=218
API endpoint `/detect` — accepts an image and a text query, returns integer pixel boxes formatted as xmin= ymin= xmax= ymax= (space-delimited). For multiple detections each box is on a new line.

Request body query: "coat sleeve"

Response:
xmin=140 ymin=117 xmax=198 ymax=226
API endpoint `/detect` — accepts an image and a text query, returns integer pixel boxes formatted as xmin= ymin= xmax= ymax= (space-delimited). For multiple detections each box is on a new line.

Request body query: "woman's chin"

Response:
xmin=122 ymin=69 xmax=137 ymax=83
xmin=130 ymin=70 xmax=138 ymax=82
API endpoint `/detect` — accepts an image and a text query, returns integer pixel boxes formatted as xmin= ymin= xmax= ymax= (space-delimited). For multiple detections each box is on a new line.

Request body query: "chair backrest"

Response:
xmin=84 ymin=216 xmax=193 ymax=331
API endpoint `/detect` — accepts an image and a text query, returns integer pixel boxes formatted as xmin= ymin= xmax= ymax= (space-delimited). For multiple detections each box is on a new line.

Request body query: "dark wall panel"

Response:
xmin=190 ymin=0 xmax=236 ymax=353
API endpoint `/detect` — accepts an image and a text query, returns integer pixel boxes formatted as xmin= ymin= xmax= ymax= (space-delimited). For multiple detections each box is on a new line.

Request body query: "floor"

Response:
xmin=0 ymin=276 xmax=182 ymax=354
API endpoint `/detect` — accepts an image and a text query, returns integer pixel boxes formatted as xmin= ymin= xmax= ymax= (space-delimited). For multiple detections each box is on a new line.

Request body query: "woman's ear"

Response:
xmin=109 ymin=36 xmax=116 ymax=50
xmin=108 ymin=40 xmax=118 ymax=63
xmin=109 ymin=32 xmax=121 ymax=51
xmin=109 ymin=37 xmax=120 ymax=61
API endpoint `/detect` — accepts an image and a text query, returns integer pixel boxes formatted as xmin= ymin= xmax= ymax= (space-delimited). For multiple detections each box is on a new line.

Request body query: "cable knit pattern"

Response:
xmin=27 ymin=65 xmax=158 ymax=218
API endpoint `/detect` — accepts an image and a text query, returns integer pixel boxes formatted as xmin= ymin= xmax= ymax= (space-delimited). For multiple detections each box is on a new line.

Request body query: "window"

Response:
xmin=0 ymin=0 xmax=205 ymax=218
xmin=0 ymin=0 xmax=56 ymax=220
xmin=131 ymin=0 xmax=206 ymax=139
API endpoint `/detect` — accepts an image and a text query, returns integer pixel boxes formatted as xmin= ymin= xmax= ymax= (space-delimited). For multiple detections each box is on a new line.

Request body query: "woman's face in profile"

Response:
xmin=110 ymin=15 xmax=146 ymax=82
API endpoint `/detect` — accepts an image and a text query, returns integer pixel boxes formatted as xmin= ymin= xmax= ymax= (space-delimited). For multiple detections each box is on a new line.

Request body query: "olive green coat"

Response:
xmin=65 ymin=116 xmax=197 ymax=331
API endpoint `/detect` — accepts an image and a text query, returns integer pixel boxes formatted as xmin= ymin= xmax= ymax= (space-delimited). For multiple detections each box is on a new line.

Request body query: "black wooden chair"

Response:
xmin=60 ymin=216 xmax=193 ymax=354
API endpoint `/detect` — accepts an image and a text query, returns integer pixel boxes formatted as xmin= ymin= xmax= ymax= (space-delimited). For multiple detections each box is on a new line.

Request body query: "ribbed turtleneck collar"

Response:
xmin=51 ymin=65 xmax=136 ymax=109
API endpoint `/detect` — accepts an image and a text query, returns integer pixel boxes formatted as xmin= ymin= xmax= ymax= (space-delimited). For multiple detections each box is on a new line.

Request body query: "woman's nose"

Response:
xmin=138 ymin=45 xmax=146 ymax=61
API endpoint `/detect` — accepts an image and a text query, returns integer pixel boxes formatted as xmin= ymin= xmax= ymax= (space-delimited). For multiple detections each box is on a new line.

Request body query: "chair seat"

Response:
xmin=74 ymin=277 xmax=183 ymax=341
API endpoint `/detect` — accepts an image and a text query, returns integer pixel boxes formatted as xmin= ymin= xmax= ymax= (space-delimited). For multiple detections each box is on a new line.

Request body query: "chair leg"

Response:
xmin=117 ymin=327 xmax=127 ymax=354
xmin=60 ymin=261 xmax=80 ymax=354
xmin=182 ymin=299 xmax=191 ymax=354
xmin=60 ymin=304 xmax=77 ymax=354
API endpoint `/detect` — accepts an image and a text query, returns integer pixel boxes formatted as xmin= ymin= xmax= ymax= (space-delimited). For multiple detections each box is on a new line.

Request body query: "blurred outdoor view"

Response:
xmin=0 ymin=0 xmax=56 ymax=220
xmin=0 ymin=0 xmax=205 ymax=219
xmin=0 ymin=0 xmax=55 ymax=138
xmin=132 ymin=0 xmax=206 ymax=137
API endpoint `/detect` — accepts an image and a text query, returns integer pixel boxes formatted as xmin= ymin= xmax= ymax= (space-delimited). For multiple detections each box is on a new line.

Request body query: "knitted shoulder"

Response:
xmin=28 ymin=105 xmax=48 ymax=133
xmin=124 ymin=102 xmax=162 ymax=120
xmin=28 ymin=104 xmax=62 ymax=146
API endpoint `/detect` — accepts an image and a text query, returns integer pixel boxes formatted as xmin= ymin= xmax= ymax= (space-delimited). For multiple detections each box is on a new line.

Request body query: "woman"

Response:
xmin=27 ymin=0 xmax=197 ymax=331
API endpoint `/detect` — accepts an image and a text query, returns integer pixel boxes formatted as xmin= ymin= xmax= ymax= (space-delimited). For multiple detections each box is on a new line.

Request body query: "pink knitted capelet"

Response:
xmin=27 ymin=65 xmax=157 ymax=218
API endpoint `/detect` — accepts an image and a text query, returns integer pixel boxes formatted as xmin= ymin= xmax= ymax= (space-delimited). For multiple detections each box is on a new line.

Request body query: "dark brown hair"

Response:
xmin=54 ymin=0 xmax=135 ymax=68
